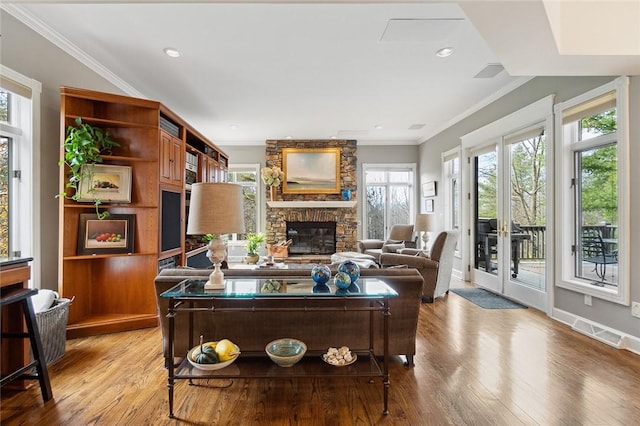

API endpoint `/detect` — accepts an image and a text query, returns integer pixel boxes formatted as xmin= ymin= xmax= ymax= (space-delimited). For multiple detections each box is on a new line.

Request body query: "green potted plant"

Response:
xmin=57 ymin=117 xmax=120 ymax=219
xmin=245 ymin=232 xmax=265 ymax=264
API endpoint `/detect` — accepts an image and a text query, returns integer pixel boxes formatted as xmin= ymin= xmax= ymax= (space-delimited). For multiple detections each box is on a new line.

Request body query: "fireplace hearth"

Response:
xmin=287 ymin=221 xmax=336 ymax=255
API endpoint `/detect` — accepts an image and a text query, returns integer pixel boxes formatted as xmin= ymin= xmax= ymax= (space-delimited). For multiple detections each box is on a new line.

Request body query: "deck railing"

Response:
xmin=517 ymin=225 xmax=617 ymax=261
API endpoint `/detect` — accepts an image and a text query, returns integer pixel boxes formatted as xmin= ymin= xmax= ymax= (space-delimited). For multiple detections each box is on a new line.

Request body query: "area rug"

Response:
xmin=450 ymin=288 xmax=527 ymax=309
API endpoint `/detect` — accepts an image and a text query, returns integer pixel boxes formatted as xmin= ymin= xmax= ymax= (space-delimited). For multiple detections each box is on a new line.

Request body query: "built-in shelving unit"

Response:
xmin=59 ymin=87 xmax=228 ymax=338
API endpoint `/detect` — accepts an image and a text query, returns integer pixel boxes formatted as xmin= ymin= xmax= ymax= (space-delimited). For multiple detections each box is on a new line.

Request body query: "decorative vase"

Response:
xmin=270 ymin=186 xmax=276 ymax=202
xmin=246 ymin=253 xmax=260 ymax=264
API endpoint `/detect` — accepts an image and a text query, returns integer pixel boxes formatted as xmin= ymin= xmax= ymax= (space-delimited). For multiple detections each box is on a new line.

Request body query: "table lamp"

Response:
xmin=414 ymin=214 xmax=434 ymax=251
xmin=187 ymin=183 xmax=245 ymax=290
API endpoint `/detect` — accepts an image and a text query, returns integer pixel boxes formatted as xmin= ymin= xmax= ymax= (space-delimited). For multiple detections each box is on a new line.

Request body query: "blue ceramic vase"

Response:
xmin=311 ymin=264 xmax=332 ymax=284
xmin=334 ymin=271 xmax=352 ymax=290
xmin=337 ymin=260 xmax=360 ymax=283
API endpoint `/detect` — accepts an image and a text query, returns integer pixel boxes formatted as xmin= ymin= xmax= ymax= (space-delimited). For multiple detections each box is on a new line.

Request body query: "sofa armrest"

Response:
xmin=397 ymin=248 xmax=424 ymax=256
xmin=379 ymin=253 xmax=438 ymax=270
xmin=356 ymin=239 xmax=384 ymax=252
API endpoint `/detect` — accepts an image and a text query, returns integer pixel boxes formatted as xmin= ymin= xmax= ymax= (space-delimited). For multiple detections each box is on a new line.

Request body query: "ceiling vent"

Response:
xmin=408 ymin=124 xmax=426 ymax=130
xmin=381 ymin=19 xmax=464 ymax=43
xmin=474 ymin=63 xmax=505 ymax=79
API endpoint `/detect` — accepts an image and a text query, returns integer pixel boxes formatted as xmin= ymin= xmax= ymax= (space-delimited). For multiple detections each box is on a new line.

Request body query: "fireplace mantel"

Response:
xmin=267 ymin=201 xmax=356 ymax=209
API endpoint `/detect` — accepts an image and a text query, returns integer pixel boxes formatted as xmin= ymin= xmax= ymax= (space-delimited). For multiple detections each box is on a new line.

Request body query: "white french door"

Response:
xmin=462 ymin=96 xmax=554 ymax=313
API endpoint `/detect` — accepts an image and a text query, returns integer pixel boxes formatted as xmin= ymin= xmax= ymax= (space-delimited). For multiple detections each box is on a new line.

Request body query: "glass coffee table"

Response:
xmin=160 ymin=277 xmax=397 ymax=418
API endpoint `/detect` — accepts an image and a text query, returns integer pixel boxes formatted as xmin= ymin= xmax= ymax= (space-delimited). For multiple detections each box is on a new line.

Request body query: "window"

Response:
xmin=0 ymin=67 xmax=40 ymax=276
xmin=362 ymin=164 xmax=416 ymax=240
xmin=556 ymin=78 xmax=629 ymax=304
xmin=442 ymin=148 xmax=460 ymax=255
xmin=226 ymin=164 xmax=260 ymax=261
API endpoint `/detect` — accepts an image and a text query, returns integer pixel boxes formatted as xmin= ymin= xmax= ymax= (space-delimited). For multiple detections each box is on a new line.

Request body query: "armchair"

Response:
xmin=356 ymin=224 xmax=415 ymax=262
xmin=379 ymin=230 xmax=458 ymax=303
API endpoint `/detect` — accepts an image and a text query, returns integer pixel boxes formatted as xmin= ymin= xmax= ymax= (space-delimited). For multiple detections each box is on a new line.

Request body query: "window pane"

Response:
xmin=240 ymin=185 xmax=257 ymax=239
xmin=575 ymin=144 xmax=618 ymax=286
xmin=365 ymin=186 xmax=385 ymax=239
xmin=0 ymin=136 xmax=9 ymax=256
xmin=388 ymin=171 xmax=410 ymax=183
xmin=365 ymin=170 xmax=385 ymax=183
xmin=477 ymin=151 xmax=497 ymax=219
xmin=0 ymin=91 xmax=9 ymax=123
xmin=579 ymin=108 xmax=616 ymax=141
xmin=389 ymin=185 xmax=410 ymax=224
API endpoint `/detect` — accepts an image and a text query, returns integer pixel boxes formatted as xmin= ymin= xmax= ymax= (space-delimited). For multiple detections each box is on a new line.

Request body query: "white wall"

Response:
xmin=1 ymin=12 xmax=126 ymax=290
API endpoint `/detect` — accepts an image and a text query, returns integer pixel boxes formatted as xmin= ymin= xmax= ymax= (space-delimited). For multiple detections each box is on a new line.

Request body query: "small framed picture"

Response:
xmin=76 ymin=164 xmax=132 ymax=203
xmin=78 ymin=213 xmax=135 ymax=255
xmin=422 ymin=181 xmax=437 ymax=198
xmin=425 ymin=199 xmax=434 ymax=213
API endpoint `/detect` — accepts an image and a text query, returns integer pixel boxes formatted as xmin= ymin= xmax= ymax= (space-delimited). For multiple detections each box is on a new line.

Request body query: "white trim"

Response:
xmin=552 ymin=308 xmax=640 ymax=355
xmin=2 ymin=4 xmax=145 ymax=99
xmin=0 ymin=65 xmax=42 ymax=289
xmin=554 ymin=76 xmax=629 ymax=305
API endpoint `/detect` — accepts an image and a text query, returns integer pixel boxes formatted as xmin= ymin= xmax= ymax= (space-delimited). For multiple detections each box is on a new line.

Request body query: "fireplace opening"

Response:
xmin=286 ymin=221 xmax=336 ymax=255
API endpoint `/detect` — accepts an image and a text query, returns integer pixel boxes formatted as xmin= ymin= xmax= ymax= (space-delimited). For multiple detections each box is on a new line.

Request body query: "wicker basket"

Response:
xmin=267 ymin=244 xmax=288 ymax=258
xmin=35 ymin=298 xmax=71 ymax=365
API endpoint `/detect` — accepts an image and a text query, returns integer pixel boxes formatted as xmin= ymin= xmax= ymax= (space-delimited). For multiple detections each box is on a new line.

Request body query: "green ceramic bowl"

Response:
xmin=265 ymin=338 xmax=307 ymax=367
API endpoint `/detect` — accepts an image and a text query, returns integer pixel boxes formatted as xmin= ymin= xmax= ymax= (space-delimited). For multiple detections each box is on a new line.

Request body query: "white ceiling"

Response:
xmin=5 ymin=1 xmax=639 ymax=146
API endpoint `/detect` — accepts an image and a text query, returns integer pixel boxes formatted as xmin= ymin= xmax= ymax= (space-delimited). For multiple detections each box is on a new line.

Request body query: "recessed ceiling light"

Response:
xmin=163 ymin=47 xmax=181 ymax=58
xmin=230 ymin=124 xmax=238 ymax=130
xmin=374 ymin=125 xmax=383 ymax=130
xmin=330 ymin=135 xmax=337 ymax=139
xmin=285 ymin=136 xmax=293 ymax=139
xmin=435 ymin=47 xmax=454 ymax=58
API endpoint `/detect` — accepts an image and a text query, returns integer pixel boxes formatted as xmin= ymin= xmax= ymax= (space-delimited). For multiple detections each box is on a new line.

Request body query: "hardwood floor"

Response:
xmin=2 ymin=279 xmax=639 ymax=425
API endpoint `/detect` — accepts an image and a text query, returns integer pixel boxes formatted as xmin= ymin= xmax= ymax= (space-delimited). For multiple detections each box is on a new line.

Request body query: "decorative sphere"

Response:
xmin=312 ymin=283 xmax=331 ymax=293
xmin=338 ymin=260 xmax=360 ymax=283
xmin=334 ymin=271 xmax=352 ymax=290
xmin=311 ymin=265 xmax=332 ymax=284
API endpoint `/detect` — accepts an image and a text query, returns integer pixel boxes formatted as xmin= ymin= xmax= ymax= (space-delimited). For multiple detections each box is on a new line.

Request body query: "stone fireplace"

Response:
xmin=265 ymin=139 xmax=358 ymax=255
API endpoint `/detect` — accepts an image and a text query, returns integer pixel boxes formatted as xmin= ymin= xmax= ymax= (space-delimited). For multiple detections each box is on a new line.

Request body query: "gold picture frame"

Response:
xmin=282 ymin=148 xmax=341 ymax=194
xmin=76 ymin=164 xmax=132 ymax=203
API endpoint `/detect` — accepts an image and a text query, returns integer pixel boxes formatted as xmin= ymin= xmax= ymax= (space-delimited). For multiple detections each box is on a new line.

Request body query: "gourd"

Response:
xmin=193 ymin=336 xmax=219 ymax=364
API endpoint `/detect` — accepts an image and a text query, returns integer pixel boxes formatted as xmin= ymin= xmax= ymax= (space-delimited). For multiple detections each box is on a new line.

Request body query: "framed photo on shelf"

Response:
xmin=77 ymin=213 xmax=136 ymax=255
xmin=422 ymin=181 xmax=437 ymax=198
xmin=282 ymin=147 xmax=341 ymax=194
xmin=425 ymin=198 xmax=435 ymax=213
xmin=76 ymin=164 xmax=132 ymax=203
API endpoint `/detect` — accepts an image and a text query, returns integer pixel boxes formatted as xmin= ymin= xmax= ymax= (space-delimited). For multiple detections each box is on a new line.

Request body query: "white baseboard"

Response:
xmin=553 ymin=308 xmax=640 ymax=355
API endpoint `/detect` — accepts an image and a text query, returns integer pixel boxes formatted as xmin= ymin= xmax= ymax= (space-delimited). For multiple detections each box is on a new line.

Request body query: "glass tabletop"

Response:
xmin=160 ymin=277 xmax=398 ymax=299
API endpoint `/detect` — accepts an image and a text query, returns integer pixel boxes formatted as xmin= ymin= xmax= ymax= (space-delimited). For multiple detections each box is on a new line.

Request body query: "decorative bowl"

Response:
xmin=187 ymin=342 xmax=240 ymax=371
xmin=265 ymin=338 xmax=307 ymax=367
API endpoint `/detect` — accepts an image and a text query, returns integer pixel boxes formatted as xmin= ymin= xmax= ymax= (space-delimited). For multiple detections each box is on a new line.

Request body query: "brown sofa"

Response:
xmin=379 ymin=230 xmax=458 ymax=303
xmin=154 ymin=267 xmax=423 ymax=366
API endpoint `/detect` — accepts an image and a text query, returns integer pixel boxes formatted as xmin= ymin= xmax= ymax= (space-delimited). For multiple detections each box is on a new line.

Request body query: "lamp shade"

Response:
xmin=414 ymin=213 xmax=433 ymax=233
xmin=187 ymin=183 xmax=245 ymax=235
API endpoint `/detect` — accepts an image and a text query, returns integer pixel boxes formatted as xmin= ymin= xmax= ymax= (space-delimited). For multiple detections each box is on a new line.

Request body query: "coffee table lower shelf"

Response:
xmin=168 ymin=351 xmax=388 ymax=417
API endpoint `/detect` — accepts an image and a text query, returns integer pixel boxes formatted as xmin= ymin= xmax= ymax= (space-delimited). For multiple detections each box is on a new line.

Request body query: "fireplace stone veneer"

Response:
xmin=265 ymin=139 xmax=358 ymax=253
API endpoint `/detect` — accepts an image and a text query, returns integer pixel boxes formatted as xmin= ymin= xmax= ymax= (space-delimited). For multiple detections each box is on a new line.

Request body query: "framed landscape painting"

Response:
xmin=77 ymin=213 xmax=135 ymax=255
xmin=76 ymin=164 xmax=132 ymax=203
xmin=282 ymin=148 xmax=341 ymax=194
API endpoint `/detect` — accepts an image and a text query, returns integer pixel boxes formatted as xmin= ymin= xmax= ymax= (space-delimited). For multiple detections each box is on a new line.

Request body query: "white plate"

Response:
xmin=187 ymin=343 xmax=240 ymax=371
xmin=321 ymin=352 xmax=357 ymax=367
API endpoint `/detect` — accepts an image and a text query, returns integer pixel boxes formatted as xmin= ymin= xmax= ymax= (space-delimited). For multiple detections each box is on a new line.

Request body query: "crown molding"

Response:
xmin=2 ymin=4 xmax=146 ymax=99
